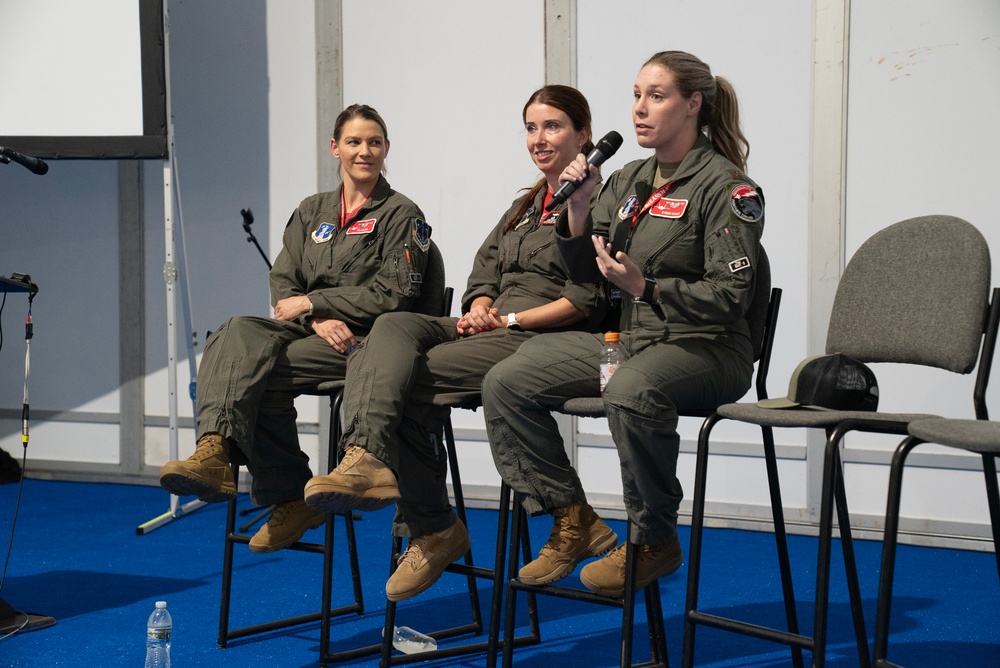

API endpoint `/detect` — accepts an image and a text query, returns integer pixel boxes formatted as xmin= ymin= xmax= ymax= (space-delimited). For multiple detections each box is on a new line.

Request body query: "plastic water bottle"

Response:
xmin=144 ymin=601 xmax=172 ymax=668
xmin=600 ymin=332 xmax=622 ymax=395
xmin=384 ymin=625 xmax=437 ymax=654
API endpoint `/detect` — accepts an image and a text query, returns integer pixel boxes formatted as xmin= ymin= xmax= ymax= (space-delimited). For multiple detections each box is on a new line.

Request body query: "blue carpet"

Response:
xmin=0 ymin=479 xmax=997 ymax=667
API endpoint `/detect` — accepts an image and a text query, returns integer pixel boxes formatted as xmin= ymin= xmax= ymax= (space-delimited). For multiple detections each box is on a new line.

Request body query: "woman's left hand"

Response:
xmin=273 ymin=295 xmax=312 ymax=321
xmin=592 ymin=235 xmax=645 ymax=298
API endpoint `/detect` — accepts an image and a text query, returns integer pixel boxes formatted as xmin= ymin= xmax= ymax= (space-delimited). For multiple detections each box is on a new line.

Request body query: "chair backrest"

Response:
xmin=746 ymin=245 xmax=773 ymax=364
xmin=825 ymin=215 xmax=991 ymax=374
xmin=410 ymin=240 xmax=450 ymax=317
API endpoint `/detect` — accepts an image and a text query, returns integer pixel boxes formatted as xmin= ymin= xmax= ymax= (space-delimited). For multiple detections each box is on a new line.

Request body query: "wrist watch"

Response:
xmin=506 ymin=312 xmax=522 ymax=330
xmin=640 ymin=276 xmax=658 ymax=304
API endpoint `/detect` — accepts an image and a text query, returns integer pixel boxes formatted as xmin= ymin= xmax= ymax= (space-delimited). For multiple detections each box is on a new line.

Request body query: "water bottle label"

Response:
xmin=147 ymin=628 xmax=171 ymax=641
xmin=600 ymin=363 xmax=616 ymax=393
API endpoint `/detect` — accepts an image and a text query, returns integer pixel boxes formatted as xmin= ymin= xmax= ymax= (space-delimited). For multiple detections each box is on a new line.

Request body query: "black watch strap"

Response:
xmin=641 ymin=276 xmax=657 ymax=304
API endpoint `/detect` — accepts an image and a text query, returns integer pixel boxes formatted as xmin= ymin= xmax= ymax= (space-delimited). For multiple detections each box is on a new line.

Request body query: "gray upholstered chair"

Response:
xmin=873 ymin=416 xmax=1000 ymax=667
xmin=683 ymin=215 xmax=999 ymax=668
xmin=497 ymin=246 xmax=780 ymax=668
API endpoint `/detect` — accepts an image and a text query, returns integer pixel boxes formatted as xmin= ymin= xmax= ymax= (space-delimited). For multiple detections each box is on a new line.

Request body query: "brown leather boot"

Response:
xmin=303 ymin=445 xmax=400 ymax=514
xmin=579 ymin=534 xmax=683 ymax=597
xmin=158 ymin=433 xmax=236 ymax=503
xmin=518 ymin=502 xmax=618 ymax=585
xmin=385 ymin=518 xmax=472 ymax=601
xmin=248 ymin=499 xmax=326 ymax=553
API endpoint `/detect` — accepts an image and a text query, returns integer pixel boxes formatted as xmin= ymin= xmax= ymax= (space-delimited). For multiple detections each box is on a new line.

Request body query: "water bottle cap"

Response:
xmin=604 ymin=332 xmax=620 ymax=343
xmin=155 ymin=601 xmax=167 ymax=608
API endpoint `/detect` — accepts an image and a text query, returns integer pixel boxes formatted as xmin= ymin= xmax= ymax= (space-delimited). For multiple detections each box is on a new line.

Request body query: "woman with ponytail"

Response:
xmin=303 ymin=85 xmax=608 ymax=602
xmin=483 ymin=51 xmax=764 ymax=596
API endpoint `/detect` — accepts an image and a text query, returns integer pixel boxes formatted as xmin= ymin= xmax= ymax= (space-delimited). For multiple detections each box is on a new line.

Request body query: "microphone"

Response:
xmin=0 ymin=146 xmax=49 ymax=175
xmin=545 ymin=131 xmax=623 ymax=211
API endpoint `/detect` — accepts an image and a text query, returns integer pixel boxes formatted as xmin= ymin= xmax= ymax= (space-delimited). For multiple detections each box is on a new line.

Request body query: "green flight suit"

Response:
xmin=483 ymin=135 xmax=764 ymax=544
xmin=196 ymin=176 xmax=429 ymax=506
xmin=338 ymin=187 xmax=606 ymax=537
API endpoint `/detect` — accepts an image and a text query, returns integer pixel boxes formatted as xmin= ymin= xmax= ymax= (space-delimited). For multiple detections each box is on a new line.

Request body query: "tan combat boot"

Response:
xmin=248 ymin=499 xmax=326 ymax=553
xmin=518 ymin=502 xmax=618 ymax=585
xmin=385 ymin=518 xmax=472 ymax=601
xmin=303 ymin=445 xmax=400 ymax=514
xmin=579 ymin=533 xmax=683 ymax=597
xmin=159 ymin=433 xmax=236 ymax=503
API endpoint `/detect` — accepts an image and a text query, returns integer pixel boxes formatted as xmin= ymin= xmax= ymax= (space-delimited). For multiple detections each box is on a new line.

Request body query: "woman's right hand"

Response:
xmin=310 ymin=317 xmax=357 ymax=354
xmin=560 ymin=153 xmax=602 ymax=237
xmin=456 ymin=304 xmax=503 ymax=336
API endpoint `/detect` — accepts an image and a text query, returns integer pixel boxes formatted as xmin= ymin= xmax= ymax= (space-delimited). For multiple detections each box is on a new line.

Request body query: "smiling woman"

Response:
xmin=482 ymin=50 xmax=765 ymax=596
xmin=158 ymin=102 xmax=432 ymax=555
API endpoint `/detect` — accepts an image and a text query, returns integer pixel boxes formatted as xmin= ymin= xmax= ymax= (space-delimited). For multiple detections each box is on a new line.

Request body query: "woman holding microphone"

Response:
xmin=483 ymin=51 xmax=765 ymax=595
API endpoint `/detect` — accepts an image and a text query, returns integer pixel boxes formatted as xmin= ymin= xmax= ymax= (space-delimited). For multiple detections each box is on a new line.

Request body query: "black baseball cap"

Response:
xmin=757 ymin=354 xmax=879 ymax=411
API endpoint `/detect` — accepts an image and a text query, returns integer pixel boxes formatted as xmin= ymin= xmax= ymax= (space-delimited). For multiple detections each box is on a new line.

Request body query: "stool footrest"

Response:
xmin=685 ymin=610 xmax=814 ymax=649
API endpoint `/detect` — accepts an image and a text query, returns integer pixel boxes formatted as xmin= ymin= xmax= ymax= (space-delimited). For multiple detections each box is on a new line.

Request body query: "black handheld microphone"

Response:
xmin=545 ymin=131 xmax=623 ymax=211
xmin=0 ymin=146 xmax=49 ymax=175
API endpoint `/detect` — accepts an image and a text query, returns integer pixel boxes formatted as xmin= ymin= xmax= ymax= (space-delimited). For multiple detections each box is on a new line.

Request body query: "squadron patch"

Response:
xmin=312 ymin=222 xmax=335 ymax=244
xmin=346 ymin=218 xmax=377 ymax=235
xmin=729 ymin=184 xmax=763 ymax=223
xmin=412 ymin=218 xmax=430 ymax=252
xmin=649 ymin=198 xmax=688 ymax=219
xmin=617 ymin=195 xmax=638 ymax=220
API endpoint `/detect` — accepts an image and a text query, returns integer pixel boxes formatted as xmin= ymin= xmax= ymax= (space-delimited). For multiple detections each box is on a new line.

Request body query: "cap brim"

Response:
xmin=756 ymin=397 xmax=800 ymax=409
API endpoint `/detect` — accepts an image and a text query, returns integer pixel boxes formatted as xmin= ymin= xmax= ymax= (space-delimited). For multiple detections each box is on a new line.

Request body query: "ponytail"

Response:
xmin=644 ymin=51 xmax=750 ymax=172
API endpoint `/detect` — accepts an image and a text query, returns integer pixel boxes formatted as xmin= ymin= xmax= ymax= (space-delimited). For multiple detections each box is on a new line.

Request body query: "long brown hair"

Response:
xmin=644 ymin=51 xmax=749 ymax=172
xmin=504 ymin=85 xmax=595 ymax=233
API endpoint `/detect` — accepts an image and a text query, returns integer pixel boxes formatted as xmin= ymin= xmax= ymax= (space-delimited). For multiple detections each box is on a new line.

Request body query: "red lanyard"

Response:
xmin=340 ymin=188 xmax=367 ymax=228
xmin=539 ymin=190 xmax=559 ymax=224
xmin=632 ymin=181 xmax=674 ymax=228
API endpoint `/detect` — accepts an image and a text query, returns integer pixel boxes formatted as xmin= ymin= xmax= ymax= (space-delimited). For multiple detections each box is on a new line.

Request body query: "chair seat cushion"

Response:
xmin=717 ymin=402 xmax=937 ymax=429
xmin=308 ymin=380 xmax=345 ymax=396
xmin=558 ymin=397 xmax=606 ymax=418
xmin=908 ymin=418 xmax=1000 ymax=454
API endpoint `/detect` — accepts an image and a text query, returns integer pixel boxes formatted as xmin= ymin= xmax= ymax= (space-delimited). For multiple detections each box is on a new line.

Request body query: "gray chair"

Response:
xmin=873 ymin=415 xmax=1000 ymax=667
xmin=683 ymin=215 xmax=999 ymax=668
xmin=498 ymin=246 xmax=780 ymax=668
xmin=216 ymin=241 xmax=448 ymax=654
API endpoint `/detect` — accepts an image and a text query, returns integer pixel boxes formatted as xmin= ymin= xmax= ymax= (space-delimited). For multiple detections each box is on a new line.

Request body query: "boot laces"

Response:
xmin=541 ymin=511 xmax=579 ymax=554
xmin=337 ymin=446 xmax=364 ymax=470
xmin=399 ymin=537 xmax=429 ymax=568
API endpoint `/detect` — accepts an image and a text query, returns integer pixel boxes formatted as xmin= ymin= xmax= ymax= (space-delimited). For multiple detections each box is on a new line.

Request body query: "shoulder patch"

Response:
xmin=412 ymin=218 xmax=430 ymax=252
xmin=730 ymin=184 xmax=763 ymax=223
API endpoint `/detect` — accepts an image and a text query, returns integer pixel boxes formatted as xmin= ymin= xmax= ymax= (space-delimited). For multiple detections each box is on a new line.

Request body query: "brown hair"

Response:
xmin=643 ymin=51 xmax=749 ymax=172
xmin=504 ymin=85 xmax=595 ymax=233
xmin=333 ymin=103 xmax=389 ymax=142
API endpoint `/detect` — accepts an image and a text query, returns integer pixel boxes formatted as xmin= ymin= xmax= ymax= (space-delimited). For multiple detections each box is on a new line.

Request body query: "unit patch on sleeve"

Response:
xmin=311 ymin=222 xmax=335 ymax=244
xmin=345 ymin=218 xmax=377 ymax=235
xmin=729 ymin=184 xmax=763 ymax=223
xmin=412 ymin=218 xmax=431 ymax=251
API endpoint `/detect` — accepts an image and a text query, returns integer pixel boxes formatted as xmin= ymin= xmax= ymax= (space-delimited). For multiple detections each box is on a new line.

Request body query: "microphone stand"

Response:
xmin=0 ymin=274 xmax=55 ymax=635
xmin=241 ymin=208 xmax=272 ymax=270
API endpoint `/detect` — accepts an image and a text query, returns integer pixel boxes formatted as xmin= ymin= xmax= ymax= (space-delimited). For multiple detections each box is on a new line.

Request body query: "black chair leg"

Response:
xmin=872 ymin=435 xmax=920 ymax=668
xmin=761 ymin=425 xmax=805 ymax=668
xmin=815 ymin=429 xmax=871 ymax=668
xmin=982 ymin=454 xmax=1000 ymax=584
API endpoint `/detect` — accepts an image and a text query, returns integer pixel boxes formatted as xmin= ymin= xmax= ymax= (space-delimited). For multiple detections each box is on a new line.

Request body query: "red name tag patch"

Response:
xmin=345 ymin=218 xmax=377 ymax=235
xmin=649 ymin=198 xmax=688 ymax=219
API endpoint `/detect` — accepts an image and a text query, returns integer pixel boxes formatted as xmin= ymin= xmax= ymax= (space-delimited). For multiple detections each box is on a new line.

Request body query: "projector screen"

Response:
xmin=0 ymin=0 xmax=167 ymax=159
